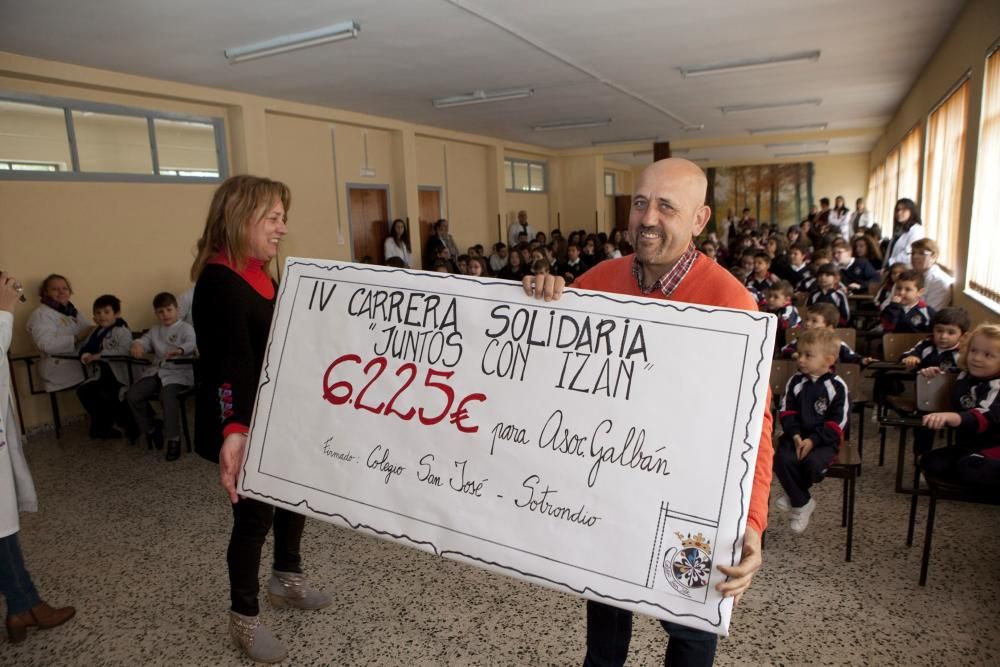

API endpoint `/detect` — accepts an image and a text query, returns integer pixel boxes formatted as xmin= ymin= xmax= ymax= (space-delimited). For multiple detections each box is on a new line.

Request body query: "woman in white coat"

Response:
xmin=884 ymin=198 xmax=925 ymax=269
xmin=383 ymin=218 xmax=412 ymax=267
xmin=0 ymin=272 xmax=76 ymax=643
xmin=25 ymin=274 xmax=91 ymax=392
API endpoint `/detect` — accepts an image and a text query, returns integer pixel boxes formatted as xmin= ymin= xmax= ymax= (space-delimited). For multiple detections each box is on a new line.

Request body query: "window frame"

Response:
xmin=504 ymin=157 xmax=547 ymax=193
xmin=604 ymin=171 xmax=617 ymax=196
xmin=0 ymin=90 xmax=228 ymax=183
xmin=966 ymin=42 xmax=1000 ymax=313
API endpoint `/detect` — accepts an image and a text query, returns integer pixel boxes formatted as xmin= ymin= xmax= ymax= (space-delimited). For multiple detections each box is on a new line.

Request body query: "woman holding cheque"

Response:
xmin=191 ymin=176 xmax=330 ymax=664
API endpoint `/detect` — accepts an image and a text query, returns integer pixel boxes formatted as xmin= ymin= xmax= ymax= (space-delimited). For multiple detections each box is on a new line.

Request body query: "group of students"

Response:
xmin=24 ymin=275 xmax=196 ymax=461
xmin=719 ymin=197 xmax=999 ymax=535
xmin=383 ymin=213 xmax=631 ymax=286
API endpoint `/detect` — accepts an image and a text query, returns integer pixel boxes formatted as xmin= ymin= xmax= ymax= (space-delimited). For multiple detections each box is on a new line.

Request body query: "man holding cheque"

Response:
xmin=523 ymin=158 xmax=773 ymax=667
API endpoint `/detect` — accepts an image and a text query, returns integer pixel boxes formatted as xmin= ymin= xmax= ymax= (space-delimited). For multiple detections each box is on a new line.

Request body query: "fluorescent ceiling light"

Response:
xmin=432 ymin=88 xmax=533 ymax=109
xmin=591 ymin=136 xmax=657 ymax=146
xmin=749 ymin=122 xmax=828 ymax=134
xmin=225 ymin=21 xmax=360 ymax=63
xmin=680 ymin=50 xmax=820 ymax=78
xmin=682 ymin=124 xmax=705 ymax=132
xmin=764 ymin=140 xmax=829 ymax=149
xmin=774 ymin=150 xmax=829 ymax=157
xmin=532 ymin=118 xmax=611 ymax=131
xmin=720 ymin=99 xmax=821 ymax=114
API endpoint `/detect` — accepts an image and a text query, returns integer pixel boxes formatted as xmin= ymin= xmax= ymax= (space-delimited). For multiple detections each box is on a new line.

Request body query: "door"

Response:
xmin=348 ymin=187 xmax=389 ymax=263
xmin=418 ymin=188 xmax=442 ymax=266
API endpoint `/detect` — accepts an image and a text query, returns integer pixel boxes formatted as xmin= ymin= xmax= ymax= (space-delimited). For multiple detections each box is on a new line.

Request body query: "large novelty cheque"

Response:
xmin=241 ymin=258 xmax=775 ymax=635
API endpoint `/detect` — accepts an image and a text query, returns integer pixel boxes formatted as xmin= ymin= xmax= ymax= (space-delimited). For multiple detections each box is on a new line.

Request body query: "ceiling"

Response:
xmin=0 ymin=0 xmax=966 ymax=160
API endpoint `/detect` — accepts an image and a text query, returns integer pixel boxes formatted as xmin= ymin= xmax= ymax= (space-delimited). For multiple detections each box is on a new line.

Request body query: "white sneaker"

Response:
xmin=789 ymin=498 xmax=817 ymax=534
xmin=774 ymin=494 xmax=790 ymax=512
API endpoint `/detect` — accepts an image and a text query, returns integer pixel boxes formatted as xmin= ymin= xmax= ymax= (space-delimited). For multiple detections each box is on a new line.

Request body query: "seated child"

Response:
xmin=918 ymin=323 xmax=1000 ymax=487
xmin=875 ymin=307 xmax=970 ymax=409
xmin=807 ymin=263 xmax=850 ymax=326
xmin=785 ymin=243 xmax=811 ymax=290
xmin=126 ymin=292 xmax=197 ymax=461
xmin=874 ymin=262 xmax=907 ymax=311
xmin=781 ymin=303 xmax=866 ymax=364
xmin=900 ymin=307 xmax=970 ymax=376
xmin=76 ymin=294 xmax=134 ymax=439
xmin=765 ymin=280 xmax=800 ymax=352
xmin=746 ymin=251 xmax=778 ymax=305
xmin=774 ymin=328 xmax=850 ymax=532
xmin=879 ymin=269 xmax=934 ymax=333
xmin=558 ymin=243 xmax=587 ymax=285
xmin=833 ymin=238 xmax=878 ymax=294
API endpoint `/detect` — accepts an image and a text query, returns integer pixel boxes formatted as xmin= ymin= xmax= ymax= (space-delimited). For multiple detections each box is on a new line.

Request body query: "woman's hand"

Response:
xmin=220 ymin=432 xmax=248 ymax=503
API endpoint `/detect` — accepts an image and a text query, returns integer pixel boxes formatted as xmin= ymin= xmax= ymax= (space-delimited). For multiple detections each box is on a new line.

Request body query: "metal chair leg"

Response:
xmin=907 ymin=462 xmax=922 ymax=546
xmin=49 ymin=392 xmax=61 ymax=438
xmin=919 ymin=491 xmax=937 ymax=585
xmin=845 ymin=471 xmax=856 ymax=562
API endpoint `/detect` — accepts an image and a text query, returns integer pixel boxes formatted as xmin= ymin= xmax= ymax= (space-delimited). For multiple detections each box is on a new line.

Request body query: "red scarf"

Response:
xmin=209 ymin=252 xmax=275 ymax=300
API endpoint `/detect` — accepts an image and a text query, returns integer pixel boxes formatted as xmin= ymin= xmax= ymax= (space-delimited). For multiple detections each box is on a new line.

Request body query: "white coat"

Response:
xmin=885 ymin=223 xmax=926 ymax=268
xmin=1 ymin=311 xmax=38 ymax=538
xmin=25 ymin=304 xmax=90 ymax=391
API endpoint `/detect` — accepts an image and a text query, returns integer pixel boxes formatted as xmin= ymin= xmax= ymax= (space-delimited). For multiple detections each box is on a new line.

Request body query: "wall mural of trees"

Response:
xmin=708 ymin=162 xmax=814 ymax=231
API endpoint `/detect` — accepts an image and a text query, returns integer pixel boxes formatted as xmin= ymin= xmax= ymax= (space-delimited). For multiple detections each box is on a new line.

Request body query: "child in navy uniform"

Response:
xmin=765 ymin=280 xmax=800 ymax=353
xmin=746 ymin=251 xmax=778 ymax=306
xmin=919 ymin=323 xmax=1000 ymax=487
xmin=76 ymin=294 xmax=134 ymax=439
xmin=900 ymin=307 xmax=970 ymax=376
xmin=781 ymin=303 xmax=868 ymax=364
xmin=126 ymin=292 xmax=197 ymax=461
xmin=880 ymin=270 xmax=934 ymax=333
xmin=774 ymin=328 xmax=850 ymax=533
xmin=807 ymin=263 xmax=850 ymax=326
xmin=785 ymin=243 xmax=811 ymax=290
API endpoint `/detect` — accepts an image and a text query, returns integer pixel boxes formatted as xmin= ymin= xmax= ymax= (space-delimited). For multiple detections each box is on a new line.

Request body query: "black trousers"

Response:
xmin=583 ymin=600 xmax=718 ymax=667
xmin=228 ymin=497 xmax=305 ymax=616
xmin=76 ymin=365 xmax=132 ymax=436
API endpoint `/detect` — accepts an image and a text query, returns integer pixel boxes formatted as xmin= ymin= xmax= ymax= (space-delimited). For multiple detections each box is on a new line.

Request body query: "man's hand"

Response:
xmin=219 ymin=432 xmax=248 ymax=503
xmin=716 ymin=526 xmax=762 ymax=605
xmin=521 ymin=274 xmax=565 ymax=301
xmin=922 ymin=411 xmax=961 ymax=430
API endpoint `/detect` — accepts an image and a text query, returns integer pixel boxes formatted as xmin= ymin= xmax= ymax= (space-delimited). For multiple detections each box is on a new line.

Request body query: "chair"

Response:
xmin=835 ymin=363 xmax=869 ymax=471
xmin=768 ymin=359 xmax=797 ymax=411
xmin=8 ymin=353 xmax=84 ymax=438
xmin=824 ymin=439 xmax=861 ymax=561
xmin=882 ymin=333 xmax=927 ymax=362
xmin=917 ymin=475 xmax=1000 ymax=585
xmin=834 ymin=328 xmax=857 ymax=350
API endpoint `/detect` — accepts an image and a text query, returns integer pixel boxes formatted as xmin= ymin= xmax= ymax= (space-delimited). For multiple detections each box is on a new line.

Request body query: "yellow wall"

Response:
xmin=811 ymin=154 xmax=870 ymax=208
xmin=868 ymin=0 xmax=1000 ymax=324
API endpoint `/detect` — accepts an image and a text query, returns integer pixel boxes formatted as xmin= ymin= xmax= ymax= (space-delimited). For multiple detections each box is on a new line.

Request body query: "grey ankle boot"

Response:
xmin=228 ymin=611 xmax=288 ymax=663
xmin=267 ymin=569 xmax=332 ymax=610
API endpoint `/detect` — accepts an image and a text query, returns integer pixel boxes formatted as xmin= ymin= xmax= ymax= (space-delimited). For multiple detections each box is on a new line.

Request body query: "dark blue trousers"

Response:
xmin=0 ymin=532 xmax=41 ymax=615
xmin=583 ymin=600 xmax=718 ymax=667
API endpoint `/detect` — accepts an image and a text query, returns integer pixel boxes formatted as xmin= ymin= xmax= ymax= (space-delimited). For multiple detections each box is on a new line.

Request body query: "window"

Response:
xmin=867 ymin=164 xmax=884 ymax=231
xmin=897 ymin=125 xmax=922 ymax=202
xmin=604 ymin=171 xmax=617 ymax=196
xmin=504 ymin=158 xmax=546 ymax=192
xmin=968 ymin=48 xmax=1000 ymax=305
xmin=922 ymin=79 xmax=969 ymax=272
xmin=0 ymin=93 xmax=226 ymax=182
xmin=876 ymin=148 xmax=899 ymax=235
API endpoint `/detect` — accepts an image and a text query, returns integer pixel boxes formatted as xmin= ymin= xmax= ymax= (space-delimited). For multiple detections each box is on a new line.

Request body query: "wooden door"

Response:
xmin=418 ymin=188 xmax=441 ymax=266
xmin=348 ymin=187 xmax=389 ymax=263
xmin=614 ymin=195 xmax=632 ymax=231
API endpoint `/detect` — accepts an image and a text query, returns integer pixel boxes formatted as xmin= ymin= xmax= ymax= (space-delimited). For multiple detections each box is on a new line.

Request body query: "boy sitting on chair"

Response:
xmin=774 ymin=328 xmax=850 ymax=533
xmin=126 ymin=292 xmax=196 ymax=461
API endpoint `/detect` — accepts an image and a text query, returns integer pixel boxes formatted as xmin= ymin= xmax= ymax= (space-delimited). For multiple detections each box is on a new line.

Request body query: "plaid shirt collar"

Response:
xmin=631 ymin=242 xmax=700 ymax=296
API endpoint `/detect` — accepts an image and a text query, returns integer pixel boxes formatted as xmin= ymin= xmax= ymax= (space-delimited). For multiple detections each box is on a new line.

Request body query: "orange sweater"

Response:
xmin=576 ymin=254 xmax=773 ymax=535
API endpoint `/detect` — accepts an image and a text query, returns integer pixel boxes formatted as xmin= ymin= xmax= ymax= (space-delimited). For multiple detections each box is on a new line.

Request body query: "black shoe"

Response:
xmin=165 ymin=439 xmax=181 ymax=461
xmin=146 ymin=425 xmax=164 ymax=451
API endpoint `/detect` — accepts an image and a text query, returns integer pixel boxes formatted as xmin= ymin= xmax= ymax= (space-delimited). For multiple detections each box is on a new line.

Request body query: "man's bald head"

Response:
xmin=637 ymin=158 xmax=708 ymax=207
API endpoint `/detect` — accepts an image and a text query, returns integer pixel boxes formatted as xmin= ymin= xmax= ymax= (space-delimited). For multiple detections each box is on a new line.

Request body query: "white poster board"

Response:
xmin=241 ymin=258 xmax=775 ymax=635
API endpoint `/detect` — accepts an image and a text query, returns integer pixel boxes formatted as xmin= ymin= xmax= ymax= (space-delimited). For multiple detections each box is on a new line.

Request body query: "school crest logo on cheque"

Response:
xmin=662 ymin=532 xmax=713 ymax=597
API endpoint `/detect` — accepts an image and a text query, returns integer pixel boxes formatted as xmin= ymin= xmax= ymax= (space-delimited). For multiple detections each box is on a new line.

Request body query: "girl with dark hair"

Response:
xmin=383 ymin=218 xmax=412 ymax=267
xmin=852 ymin=234 xmax=884 ymax=271
xmin=885 ymin=198 xmax=925 ymax=268
xmin=192 ymin=175 xmax=330 ymax=663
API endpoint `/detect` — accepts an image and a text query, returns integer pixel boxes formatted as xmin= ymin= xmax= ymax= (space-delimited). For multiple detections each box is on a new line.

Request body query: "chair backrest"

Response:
xmin=834 ymin=327 xmax=857 ymax=349
xmin=787 ymin=327 xmax=802 ymax=345
xmin=834 ymin=362 xmax=867 ymax=402
xmin=915 ymin=373 xmax=956 ymax=412
xmin=882 ymin=333 xmax=926 ymax=362
xmin=769 ymin=359 xmax=798 ymax=401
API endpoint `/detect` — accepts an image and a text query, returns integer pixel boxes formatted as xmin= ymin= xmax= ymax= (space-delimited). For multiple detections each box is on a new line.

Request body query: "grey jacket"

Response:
xmin=136 ymin=321 xmax=197 ymax=387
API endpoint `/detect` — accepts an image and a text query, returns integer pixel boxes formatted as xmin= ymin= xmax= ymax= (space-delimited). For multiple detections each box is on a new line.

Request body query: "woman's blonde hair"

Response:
xmin=190 ymin=175 xmax=291 ymax=281
xmin=959 ymin=323 xmax=1000 ymax=370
